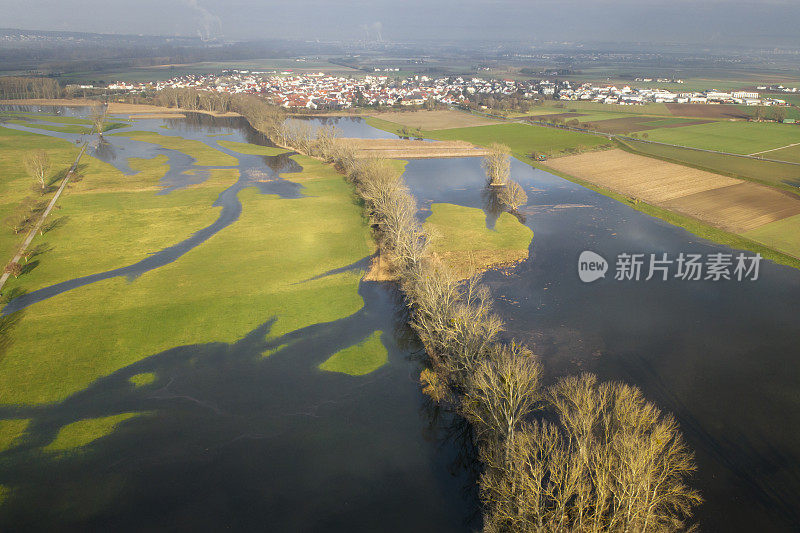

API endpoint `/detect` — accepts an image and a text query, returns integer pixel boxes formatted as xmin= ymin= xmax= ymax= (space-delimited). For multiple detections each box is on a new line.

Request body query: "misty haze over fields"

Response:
xmin=2 ymin=0 xmax=799 ymax=47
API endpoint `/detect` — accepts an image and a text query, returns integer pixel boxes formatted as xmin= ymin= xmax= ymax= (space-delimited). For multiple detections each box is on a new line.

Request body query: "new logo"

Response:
xmin=578 ymin=251 xmax=608 ymax=283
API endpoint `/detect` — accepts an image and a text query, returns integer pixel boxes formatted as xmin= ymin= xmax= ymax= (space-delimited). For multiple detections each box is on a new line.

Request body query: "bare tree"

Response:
xmin=24 ymin=150 xmax=51 ymax=192
xmin=462 ymin=342 xmax=542 ymax=443
xmin=498 ymin=180 xmax=528 ymax=212
xmin=480 ymin=373 xmax=701 ymax=533
xmin=482 ymin=143 xmax=511 ymax=186
xmin=4 ymin=262 xmax=22 ymax=279
xmin=90 ymin=103 xmax=107 ymax=135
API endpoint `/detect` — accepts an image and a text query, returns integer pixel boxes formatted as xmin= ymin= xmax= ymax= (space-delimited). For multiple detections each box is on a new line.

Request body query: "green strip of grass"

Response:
xmin=319 ymin=330 xmax=387 ymax=375
xmin=129 ymin=372 xmax=157 ymax=387
xmin=44 ymin=413 xmax=141 ymax=452
xmin=382 ymin=121 xmax=613 ymax=157
xmin=112 ymin=131 xmax=239 ymax=166
xmin=217 ymin=140 xmax=288 ymax=156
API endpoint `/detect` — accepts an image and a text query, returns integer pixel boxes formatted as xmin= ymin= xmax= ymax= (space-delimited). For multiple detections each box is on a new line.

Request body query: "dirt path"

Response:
xmin=749 ymin=142 xmax=800 ymax=156
xmin=0 ymin=139 xmax=90 ymax=295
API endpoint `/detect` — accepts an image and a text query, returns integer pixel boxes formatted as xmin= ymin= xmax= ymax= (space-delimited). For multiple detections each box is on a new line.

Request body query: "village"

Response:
xmin=104 ymin=69 xmax=796 ymax=111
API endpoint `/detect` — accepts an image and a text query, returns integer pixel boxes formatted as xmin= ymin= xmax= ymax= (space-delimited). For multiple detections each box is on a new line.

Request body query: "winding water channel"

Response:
xmin=1 ymin=110 xmax=799 ymax=531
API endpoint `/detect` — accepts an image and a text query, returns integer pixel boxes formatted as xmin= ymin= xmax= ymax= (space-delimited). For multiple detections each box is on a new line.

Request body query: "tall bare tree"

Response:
xmin=482 ymin=143 xmax=511 ymax=186
xmin=24 ymin=150 xmax=51 ymax=192
xmin=90 ymin=103 xmax=108 ymax=135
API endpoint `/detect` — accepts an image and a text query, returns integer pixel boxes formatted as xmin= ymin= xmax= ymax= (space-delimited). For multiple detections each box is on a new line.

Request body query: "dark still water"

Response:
xmin=401 ymin=154 xmax=800 ymax=532
xmin=0 ymin=113 xmax=475 ymax=531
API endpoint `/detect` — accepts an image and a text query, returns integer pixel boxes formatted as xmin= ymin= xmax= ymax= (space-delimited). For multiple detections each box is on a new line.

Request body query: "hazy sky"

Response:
xmin=2 ymin=0 xmax=799 ymax=46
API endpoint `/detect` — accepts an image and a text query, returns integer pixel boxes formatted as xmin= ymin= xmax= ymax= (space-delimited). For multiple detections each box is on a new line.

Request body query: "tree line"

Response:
xmin=0 ymin=76 xmax=62 ymax=100
xmin=235 ymin=101 xmax=702 ymax=531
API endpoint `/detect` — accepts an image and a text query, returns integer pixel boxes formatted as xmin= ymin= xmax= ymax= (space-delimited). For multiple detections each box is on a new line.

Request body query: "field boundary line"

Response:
xmin=749 ymin=142 xmax=800 ymax=156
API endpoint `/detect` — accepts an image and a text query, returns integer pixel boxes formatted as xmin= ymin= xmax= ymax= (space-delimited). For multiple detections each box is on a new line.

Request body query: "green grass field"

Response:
xmin=319 ymin=330 xmax=387 ymax=375
xmin=217 ymin=140 xmax=287 ymax=156
xmin=423 ymin=123 xmax=612 ymax=157
xmin=743 ymin=214 xmax=800 ymax=258
xmin=44 ymin=413 xmax=142 ymax=452
xmin=424 ymin=203 xmax=533 ymax=277
xmin=0 ymin=123 xmax=394 ymax=454
xmin=0 ymin=151 xmax=378 ymax=408
xmin=1 ymin=157 xmax=236 ymax=293
xmin=645 ymin=121 xmax=800 ymax=156
xmin=112 ymin=131 xmax=239 ymax=166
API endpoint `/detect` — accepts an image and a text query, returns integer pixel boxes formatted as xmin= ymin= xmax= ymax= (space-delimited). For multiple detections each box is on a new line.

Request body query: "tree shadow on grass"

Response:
xmin=18 ymin=260 xmax=38 ymax=276
xmin=40 ymin=216 xmax=69 ymax=234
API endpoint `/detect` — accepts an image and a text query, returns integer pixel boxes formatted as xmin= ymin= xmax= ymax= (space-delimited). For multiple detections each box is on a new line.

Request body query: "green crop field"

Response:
xmin=744 ymin=214 xmax=800 ymax=259
xmin=422 ymin=123 xmax=612 ymax=157
xmin=644 ymin=121 xmax=800 ymax=155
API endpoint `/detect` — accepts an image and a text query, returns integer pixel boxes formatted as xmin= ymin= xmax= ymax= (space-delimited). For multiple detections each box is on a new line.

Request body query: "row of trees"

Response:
xmin=238 ymin=99 xmax=701 ymax=532
xmin=0 ymin=76 xmax=62 ymax=100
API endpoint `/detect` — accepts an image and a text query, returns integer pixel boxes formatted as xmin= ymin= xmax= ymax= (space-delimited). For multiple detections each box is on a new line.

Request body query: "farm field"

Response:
xmin=744 ymin=214 xmax=800 ymax=258
xmin=343 ymin=137 xmax=490 ymax=159
xmin=644 ymin=121 xmax=800 ymax=155
xmin=619 ymin=139 xmax=800 ymax=188
xmin=418 ymin=122 xmax=612 ymax=157
xmin=545 ymin=149 xmax=800 ymax=234
xmin=367 ymin=109 xmax=500 ymax=130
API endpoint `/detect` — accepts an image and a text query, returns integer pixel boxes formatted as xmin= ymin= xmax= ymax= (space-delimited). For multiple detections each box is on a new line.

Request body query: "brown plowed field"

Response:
xmin=545 ymin=149 xmax=800 ymax=233
xmin=666 ymin=103 xmax=749 ymax=119
xmin=587 ymin=116 xmax=711 ymax=134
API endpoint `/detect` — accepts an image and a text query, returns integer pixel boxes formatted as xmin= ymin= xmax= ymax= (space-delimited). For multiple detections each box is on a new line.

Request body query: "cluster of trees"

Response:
xmin=0 ymin=76 xmax=62 ymax=100
xmin=464 ymin=94 xmax=539 ymax=113
xmin=117 ymin=87 xmax=235 ymax=114
xmin=483 ymin=143 xmax=528 ymax=213
xmin=239 ymin=100 xmax=701 ymax=532
xmin=751 ymin=106 xmax=788 ymax=123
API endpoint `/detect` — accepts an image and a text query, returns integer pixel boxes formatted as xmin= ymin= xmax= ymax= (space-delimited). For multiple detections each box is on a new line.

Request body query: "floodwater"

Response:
xmin=4 ymin=112 xmax=800 ymax=531
xmin=397 ymin=152 xmax=800 ymax=531
xmin=0 ymin=112 xmax=476 ymax=531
